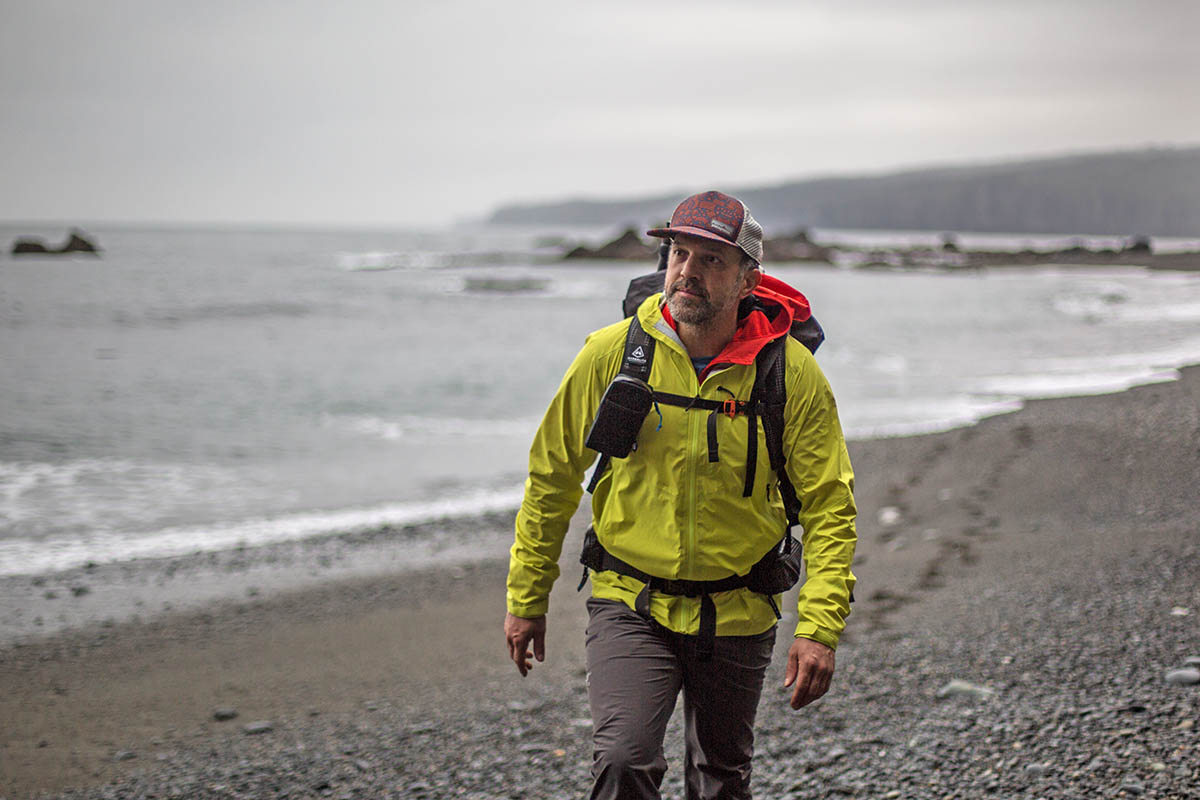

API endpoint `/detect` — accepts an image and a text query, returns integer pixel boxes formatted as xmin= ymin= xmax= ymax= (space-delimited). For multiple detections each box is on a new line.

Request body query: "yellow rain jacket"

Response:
xmin=507 ymin=286 xmax=856 ymax=649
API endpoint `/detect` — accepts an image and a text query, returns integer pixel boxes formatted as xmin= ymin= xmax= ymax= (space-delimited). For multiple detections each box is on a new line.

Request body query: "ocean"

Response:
xmin=3 ymin=224 xmax=1200 ymax=577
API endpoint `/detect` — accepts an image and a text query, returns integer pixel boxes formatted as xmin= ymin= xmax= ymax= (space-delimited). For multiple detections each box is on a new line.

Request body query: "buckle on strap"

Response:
xmin=721 ymin=397 xmax=740 ymax=418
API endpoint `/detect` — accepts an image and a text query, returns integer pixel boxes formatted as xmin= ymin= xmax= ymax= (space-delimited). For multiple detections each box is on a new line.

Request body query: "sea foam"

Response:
xmin=0 ymin=485 xmax=525 ymax=577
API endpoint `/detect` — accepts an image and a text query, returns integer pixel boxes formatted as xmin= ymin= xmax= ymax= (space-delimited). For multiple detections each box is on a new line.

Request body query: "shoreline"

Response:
xmin=3 ymin=358 xmax=1194 ymax=647
xmin=3 ymin=367 xmax=1199 ymax=797
xmin=0 ymin=512 xmax=519 ymax=647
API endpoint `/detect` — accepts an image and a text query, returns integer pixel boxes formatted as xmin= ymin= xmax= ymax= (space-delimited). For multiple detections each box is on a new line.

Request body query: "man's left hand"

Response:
xmin=783 ymin=637 xmax=835 ymax=709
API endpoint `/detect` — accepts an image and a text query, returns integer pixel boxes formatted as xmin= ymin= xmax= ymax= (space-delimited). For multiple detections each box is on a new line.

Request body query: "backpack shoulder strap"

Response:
xmin=618 ymin=312 xmax=656 ymax=382
xmin=586 ymin=315 xmax=656 ymax=494
xmin=754 ymin=337 xmax=802 ymax=527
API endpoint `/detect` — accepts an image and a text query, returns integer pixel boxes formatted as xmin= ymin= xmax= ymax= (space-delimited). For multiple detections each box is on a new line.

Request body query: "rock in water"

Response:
xmin=563 ymin=229 xmax=656 ymax=261
xmin=762 ymin=229 xmax=833 ymax=263
xmin=11 ymin=238 xmax=51 ymax=254
xmin=1123 ymin=235 xmax=1152 ymax=254
xmin=1165 ymin=668 xmax=1200 ymax=686
xmin=62 ymin=231 xmax=100 ymax=253
xmin=10 ymin=228 xmax=101 ymax=256
xmin=212 ymin=707 xmax=239 ymax=721
xmin=242 ymin=721 xmax=274 ymax=735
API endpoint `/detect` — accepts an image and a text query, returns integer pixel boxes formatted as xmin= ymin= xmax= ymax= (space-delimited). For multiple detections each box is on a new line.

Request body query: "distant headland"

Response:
xmin=490 ymin=146 xmax=1200 ymax=239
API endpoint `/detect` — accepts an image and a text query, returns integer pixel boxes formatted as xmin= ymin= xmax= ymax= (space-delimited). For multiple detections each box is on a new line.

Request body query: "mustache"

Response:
xmin=668 ymin=279 xmax=708 ymax=301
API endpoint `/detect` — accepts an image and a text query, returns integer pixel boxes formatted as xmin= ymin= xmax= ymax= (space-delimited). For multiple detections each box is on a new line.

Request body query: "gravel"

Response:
xmin=34 ymin=532 xmax=1197 ymax=800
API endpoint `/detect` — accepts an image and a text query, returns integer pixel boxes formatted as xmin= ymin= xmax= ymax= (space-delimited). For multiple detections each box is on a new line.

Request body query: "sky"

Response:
xmin=1 ymin=0 xmax=1197 ymax=227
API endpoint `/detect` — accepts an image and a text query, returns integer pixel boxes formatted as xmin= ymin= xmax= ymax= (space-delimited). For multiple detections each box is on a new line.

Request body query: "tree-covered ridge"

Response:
xmin=490 ymin=147 xmax=1200 ymax=237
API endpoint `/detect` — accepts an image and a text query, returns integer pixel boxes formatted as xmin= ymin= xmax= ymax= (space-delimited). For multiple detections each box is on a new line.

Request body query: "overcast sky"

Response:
xmin=1 ymin=0 xmax=1197 ymax=227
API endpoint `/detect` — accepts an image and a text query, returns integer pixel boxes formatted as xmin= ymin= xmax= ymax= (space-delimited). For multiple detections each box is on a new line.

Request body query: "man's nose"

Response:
xmin=677 ymin=253 xmax=699 ymax=278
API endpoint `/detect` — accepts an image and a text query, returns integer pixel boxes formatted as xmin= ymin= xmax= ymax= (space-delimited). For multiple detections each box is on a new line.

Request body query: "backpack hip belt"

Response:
xmin=578 ymin=524 xmax=799 ymax=662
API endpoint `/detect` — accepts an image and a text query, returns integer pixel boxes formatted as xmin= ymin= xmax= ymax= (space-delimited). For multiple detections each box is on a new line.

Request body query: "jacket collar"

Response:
xmin=657 ymin=274 xmax=813 ymax=372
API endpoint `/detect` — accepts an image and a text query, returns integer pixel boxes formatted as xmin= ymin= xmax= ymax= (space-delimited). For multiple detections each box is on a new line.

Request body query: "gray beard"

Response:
xmin=667 ymin=293 xmax=718 ymax=326
xmin=667 ymin=282 xmax=736 ymax=327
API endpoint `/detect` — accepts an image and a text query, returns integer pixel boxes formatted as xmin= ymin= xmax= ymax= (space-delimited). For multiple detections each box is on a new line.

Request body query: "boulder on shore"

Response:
xmin=11 ymin=229 xmax=101 ymax=256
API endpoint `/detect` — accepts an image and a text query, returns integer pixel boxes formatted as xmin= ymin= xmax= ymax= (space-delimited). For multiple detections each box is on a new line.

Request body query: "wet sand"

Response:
xmin=2 ymin=368 xmax=1198 ymax=798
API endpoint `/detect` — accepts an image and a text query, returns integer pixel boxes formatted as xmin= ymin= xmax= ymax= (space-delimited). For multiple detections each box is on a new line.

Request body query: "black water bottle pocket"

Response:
xmin=585 ymin=375 xmax=654 ymax=458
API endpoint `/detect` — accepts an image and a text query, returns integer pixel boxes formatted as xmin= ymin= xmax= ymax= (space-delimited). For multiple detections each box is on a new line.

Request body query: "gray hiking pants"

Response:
xmin=584 ymin=598 xmax=776 ymax=800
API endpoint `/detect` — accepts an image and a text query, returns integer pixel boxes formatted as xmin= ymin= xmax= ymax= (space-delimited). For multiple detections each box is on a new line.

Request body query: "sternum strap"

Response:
xmin=648 ymin=390 xmax=754 ymax=469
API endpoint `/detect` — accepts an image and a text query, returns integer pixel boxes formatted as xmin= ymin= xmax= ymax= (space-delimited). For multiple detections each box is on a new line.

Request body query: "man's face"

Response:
xmin=664 ymin=234 xmax=758 ymax=327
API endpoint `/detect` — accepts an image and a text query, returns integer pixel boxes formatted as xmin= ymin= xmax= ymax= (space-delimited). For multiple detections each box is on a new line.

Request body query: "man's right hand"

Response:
xmin=504 ymin=612 xmax=547 ymax=677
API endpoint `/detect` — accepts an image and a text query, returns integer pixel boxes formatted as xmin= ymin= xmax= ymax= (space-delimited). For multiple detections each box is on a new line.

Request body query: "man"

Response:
xmin=505 ymin=190 xmax=856 ymax=799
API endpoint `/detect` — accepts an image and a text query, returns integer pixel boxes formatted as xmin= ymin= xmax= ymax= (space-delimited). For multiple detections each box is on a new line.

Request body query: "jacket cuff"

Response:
xmin=507 ymin=596 xmax=549 ymax=618
xmin=793 ymin=621 xmax=840 ymax=650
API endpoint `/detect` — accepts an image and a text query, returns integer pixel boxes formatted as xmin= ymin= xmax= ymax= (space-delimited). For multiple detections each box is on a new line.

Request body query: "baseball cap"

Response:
xmin=647 ymin=190 xmax=764 ymax=265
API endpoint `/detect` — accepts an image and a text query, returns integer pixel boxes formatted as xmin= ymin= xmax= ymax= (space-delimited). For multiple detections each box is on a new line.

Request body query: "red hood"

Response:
xmin=660 ymin=273 xmax=812 ymax=373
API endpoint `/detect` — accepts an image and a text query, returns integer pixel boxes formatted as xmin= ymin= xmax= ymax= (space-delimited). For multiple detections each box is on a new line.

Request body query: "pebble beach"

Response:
xmin=2 ymin=367 xmax=1198 ymax=800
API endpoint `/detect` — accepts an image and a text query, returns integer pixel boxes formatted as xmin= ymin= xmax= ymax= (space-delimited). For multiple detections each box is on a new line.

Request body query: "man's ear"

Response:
xmin=740 ymin=267 xmax=762 ymax=299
